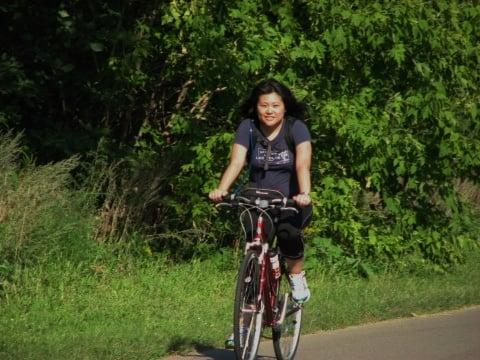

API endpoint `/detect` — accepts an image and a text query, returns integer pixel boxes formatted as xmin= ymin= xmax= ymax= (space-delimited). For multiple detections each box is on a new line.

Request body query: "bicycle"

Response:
xmin=216 ymin=188 xmax=304 ymax=360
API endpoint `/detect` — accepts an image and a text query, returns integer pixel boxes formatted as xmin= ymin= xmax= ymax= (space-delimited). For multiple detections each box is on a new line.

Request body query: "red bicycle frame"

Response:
xmin=246 ymin=214 xmax=281 ymax=327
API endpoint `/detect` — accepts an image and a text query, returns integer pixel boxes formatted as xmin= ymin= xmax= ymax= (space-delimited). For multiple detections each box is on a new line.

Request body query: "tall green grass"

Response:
xmin=0 ymin=253 xmax=234 ymax=359
xmin=1 ymin=249 xmax=479 ymax=360
xmin=0 ymin=132 xmax=91 ymax=269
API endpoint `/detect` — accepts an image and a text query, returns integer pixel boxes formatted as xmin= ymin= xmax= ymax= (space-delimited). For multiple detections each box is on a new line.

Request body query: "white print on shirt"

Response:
xmin=256 ymin=148 xmax=291 ymax=165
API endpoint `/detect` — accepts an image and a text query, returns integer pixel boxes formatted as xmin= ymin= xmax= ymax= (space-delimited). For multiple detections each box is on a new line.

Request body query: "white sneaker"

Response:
xmin=225 ymin=327 xmax=248 ymax=349
xmin=289 ymin=271 xmax=311 ymax=303
xmin=225 ymin=333 xmax=234 ymax=349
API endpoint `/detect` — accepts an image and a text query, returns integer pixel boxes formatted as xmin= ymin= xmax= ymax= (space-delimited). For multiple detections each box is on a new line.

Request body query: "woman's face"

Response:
xmin=256 ymin=92 xmax=286 ymax=128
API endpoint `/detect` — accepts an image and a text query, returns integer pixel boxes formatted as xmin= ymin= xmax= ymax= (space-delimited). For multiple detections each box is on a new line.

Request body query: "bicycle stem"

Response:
xmin=255 ymin=215 xmax=265 ymax=241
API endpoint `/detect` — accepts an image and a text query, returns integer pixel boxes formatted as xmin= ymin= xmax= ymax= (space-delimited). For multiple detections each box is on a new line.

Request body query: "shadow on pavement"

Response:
xmin=166 ymin=344 xmax=275 ymax=360
xmin=178 ymin=348 xmax=235 ymax=360
xmin=165 ymin=335 xmax=276 ymax=360
xmin=190 ymin=348 xmax=275 ymax=360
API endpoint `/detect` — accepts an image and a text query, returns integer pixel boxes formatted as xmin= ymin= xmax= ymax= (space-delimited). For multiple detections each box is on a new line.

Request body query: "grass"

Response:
xmin=1 ymin=247 xmax=479 ymax=360
xmin=0 ymin=252 xmax=236 ymax=360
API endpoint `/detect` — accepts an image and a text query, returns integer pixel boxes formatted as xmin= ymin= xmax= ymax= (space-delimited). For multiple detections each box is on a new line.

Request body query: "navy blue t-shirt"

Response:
xmin=234 ymin=118 xmax=311 ymax=197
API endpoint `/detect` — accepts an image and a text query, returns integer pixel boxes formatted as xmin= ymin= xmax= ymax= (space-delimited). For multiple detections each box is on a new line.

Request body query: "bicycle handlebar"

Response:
xmin=216 ymin=193 xmax=298 ymax=212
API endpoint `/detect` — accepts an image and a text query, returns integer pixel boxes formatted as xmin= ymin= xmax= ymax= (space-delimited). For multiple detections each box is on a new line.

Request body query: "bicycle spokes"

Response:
xmin=272 ymin=281 xmax=303 ymax=360
xmin=234 ymin=251 xmax=264 ymax=360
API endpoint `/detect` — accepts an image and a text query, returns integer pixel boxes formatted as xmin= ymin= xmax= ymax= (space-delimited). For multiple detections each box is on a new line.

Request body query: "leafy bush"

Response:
xmin=1 ymin=1 xmax=479 ymax=267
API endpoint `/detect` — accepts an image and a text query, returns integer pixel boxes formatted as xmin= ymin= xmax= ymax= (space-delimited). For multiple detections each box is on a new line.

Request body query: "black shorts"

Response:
xmin=241 ymin=204 xmax=313 ymax=260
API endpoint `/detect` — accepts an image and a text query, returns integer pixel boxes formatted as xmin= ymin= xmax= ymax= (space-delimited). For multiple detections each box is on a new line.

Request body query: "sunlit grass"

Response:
xmin=1 ymin=248 xmax=479 ymax=359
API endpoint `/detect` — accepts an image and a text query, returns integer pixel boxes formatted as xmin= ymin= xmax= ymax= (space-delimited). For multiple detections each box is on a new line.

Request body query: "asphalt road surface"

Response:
xmin=164 ymin=306 xmax=480 ymax=360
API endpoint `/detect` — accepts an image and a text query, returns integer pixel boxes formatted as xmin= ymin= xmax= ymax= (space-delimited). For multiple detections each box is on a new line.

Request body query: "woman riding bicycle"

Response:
xmin=209 ymin=78 xmax=313 ymax=304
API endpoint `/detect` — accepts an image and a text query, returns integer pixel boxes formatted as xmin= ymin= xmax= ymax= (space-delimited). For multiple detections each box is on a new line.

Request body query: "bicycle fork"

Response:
xmin=244 ymin=216 xmax=270 ymax=317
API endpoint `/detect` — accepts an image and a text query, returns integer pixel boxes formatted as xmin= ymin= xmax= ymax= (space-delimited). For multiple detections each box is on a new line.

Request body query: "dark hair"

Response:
xmin=240 ymin=79 xmax=306 ymax=121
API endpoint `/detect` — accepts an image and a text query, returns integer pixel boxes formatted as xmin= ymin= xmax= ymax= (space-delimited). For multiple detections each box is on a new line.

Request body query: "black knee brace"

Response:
xmin=276 ymin=223 xmax=304 ymax=259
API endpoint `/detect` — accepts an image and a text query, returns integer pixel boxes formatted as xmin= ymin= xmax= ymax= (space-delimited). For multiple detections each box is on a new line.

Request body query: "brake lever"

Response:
xmin=215 ymin=202 xmax=233 ymax=209
xmin=282 ymin=206 xmax=299 ymax=214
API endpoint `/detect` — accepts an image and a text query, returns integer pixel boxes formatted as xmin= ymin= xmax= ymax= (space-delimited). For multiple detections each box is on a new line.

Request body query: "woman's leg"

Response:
xmin=276 ymin=204 xmax=312 ymax=262
xmin=276 ymin=205 xmax=312 ymax=302
xmin=285 ymin=258 xmax=304 ymax=274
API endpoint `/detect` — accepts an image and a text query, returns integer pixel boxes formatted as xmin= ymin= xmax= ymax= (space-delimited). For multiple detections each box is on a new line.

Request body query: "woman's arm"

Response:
xmin=293 ymin=141 xmax=312 ymax=207
xmin=209 ymin=143 xmax=248 ymax=201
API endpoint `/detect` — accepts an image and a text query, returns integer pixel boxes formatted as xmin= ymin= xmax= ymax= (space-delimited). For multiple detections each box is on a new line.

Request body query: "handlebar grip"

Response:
xmin=224 ymin=193 xmax=236 ymax=202
xmin=285 ymin=199 xmax=296 ymax=207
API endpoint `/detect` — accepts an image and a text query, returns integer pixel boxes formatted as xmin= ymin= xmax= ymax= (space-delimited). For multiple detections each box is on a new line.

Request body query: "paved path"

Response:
xmin=164 ymin=306 xmax=480 ymax=360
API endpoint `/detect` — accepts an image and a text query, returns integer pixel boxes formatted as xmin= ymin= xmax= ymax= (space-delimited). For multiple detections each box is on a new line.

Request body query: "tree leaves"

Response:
xmin=2 ymin=0 xmax=479 ymax=264
xmin=89 ymin=42 xmax=105 ymax=52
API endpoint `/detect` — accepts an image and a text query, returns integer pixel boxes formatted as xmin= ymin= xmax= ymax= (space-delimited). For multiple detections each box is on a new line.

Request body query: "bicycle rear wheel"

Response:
xmin=272 ymin=274 xmax=303 ymax=360
xmin=233 ymin=250 xmax=264 ymax=360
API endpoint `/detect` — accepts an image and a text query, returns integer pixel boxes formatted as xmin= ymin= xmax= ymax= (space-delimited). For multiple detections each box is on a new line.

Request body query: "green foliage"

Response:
xmin=1 ymin=1 xmax=479 ymax=267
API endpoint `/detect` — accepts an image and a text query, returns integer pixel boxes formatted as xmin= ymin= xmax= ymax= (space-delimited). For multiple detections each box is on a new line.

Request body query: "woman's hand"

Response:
xmin=209 ymin=188 xmax=228 ymax=202
xmin=293 ymin=192 xmax=311 ymax=207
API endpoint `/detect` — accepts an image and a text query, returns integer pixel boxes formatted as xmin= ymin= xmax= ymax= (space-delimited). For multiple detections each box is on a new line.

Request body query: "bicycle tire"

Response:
xmin=272 ymin=273 xmax=303 ymax=360
xmin=233 ymin=250 xmax=264 ymax=360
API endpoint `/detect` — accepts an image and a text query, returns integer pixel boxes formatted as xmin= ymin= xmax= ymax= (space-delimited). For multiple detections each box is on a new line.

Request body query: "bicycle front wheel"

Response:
xmin=233 ymin=250 xmax=264 ymax=360
xmin=272 ymin=274 xmax=303 ymax=360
